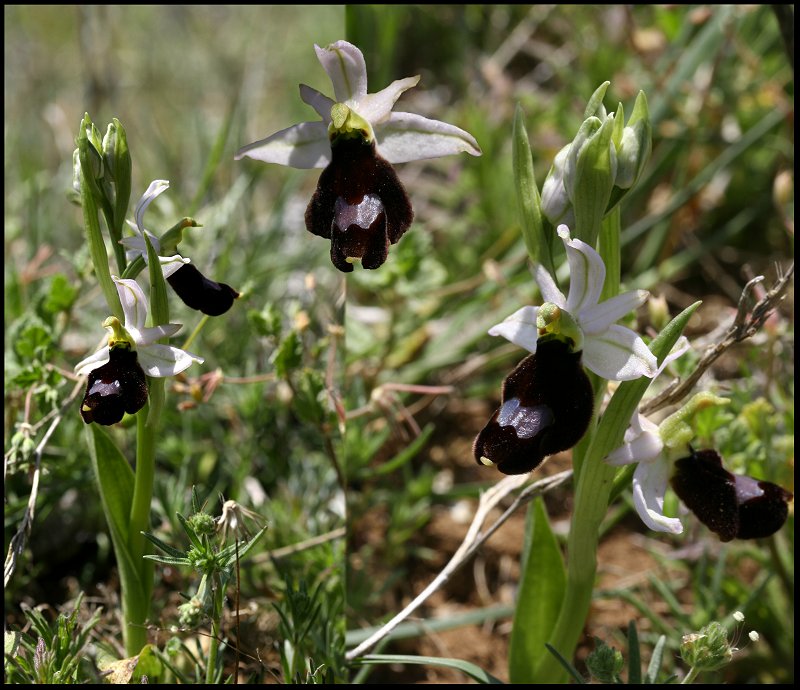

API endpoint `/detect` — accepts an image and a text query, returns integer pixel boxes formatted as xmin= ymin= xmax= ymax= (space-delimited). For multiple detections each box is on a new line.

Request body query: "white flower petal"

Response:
xmin=606 ymin=414 xmax=663 ymax=466
xmin=138 ymin=344 xmax=203 ymax=377
xmin=655 ymin=335 xmax=691 ymax=377
xmin=74 ymin=347 xmax=111 ymax=376
xmin=135 ymin=180 xmax=169 ymax=234
xmin=632 ymin=460 xmax=683 ymax=534
xmin=299 ymin=84 xmax=334 ymax=123
xmin=135 ymin=323 xmax=182 ymax=346
xmin=579 ymin=289 xmax=648 ymax=335
xmin=234 ymin=121 xmax=331 ymax=169
xmin=540 ymin=145 xmax=571 ymax=225
xmin=532 ymin=263 xmax=566 ymax=307
xmin=375 ymin=112 xmax=482 ymax=164
xmin=357 ymin=76 xmax=420 ymax=124
xmin=558 ymin=226 xmax=605 ymax=315
xmin=487 ymin=306 xmax=540 ymax=354
xmin=114 ymin=277 xmax=149 ymax=332
xmin=159 ymin=254 xmax=191 ymax=279
xmin=315 ymin=40 xmax=368 ymax=104
xmin=582 ymin=324 xmax=658 ymax=380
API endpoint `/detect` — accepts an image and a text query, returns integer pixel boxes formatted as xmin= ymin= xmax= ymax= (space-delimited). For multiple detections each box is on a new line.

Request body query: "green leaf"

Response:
xmin=627 ymin=620 xmax=641 ymax=684
xmin=42 ymin=274 xmax=79 ymax=317
xmin=508 ymin=497 xmax=566 ymax=683
xmin=645 ymin=635 xmax=667 ymax=683
xmin=512 ymin=104 xmax=551 ymax=276
xmin=354 ymin=654 xmax=505 ymax=684
xmin=86 ymin=425 xmax=134 ymax=546
xmin=145 ymin=233 xmax=169 ymax=330
xmin=85 ymin=424 xmax=148 ymax=648
xmin=543 ymin=644 xmax=586 ymax=683
xmin=591 ymin=301 xmax=702 ymax=474
xmin=271 ymin=330 xmax=303 ymax=378
xmin=141 ymin=531 xmax=187 ymax=559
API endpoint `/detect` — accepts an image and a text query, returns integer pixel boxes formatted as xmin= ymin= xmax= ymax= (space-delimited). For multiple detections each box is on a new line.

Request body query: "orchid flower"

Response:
xmin=605 ymin=337 xmax=692 ymax=533
xmin=235 ymin=40 xmax=481 ymax=272
xmin=120 ymin=179 xmax=188 ymax=277
xmin=489 ymin=225 xmax=658 ymax=381
xmin=120 ymin=180 xmax=239 ymax=316
xmin=671 ymin=448 xmax=793 ymax=541
xmin=76 ymin=277 xmax=203 ymax=425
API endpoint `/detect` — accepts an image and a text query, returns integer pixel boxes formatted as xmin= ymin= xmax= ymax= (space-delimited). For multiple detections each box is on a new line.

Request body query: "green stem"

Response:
xmin=681 ymin=666 xmax=701 ymax=684
xmin=537 ymin=209 xmax=622 ymax=680
xmin=122 ymin=378 xmax=164 ymax=656
xmin=206 ymin=575 xmax=225 ymax=684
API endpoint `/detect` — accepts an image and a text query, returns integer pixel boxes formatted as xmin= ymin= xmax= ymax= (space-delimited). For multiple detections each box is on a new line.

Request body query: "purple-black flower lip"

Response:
xmin=305 ymin=137 xmax=412 ymax=272
xmin=671 ymin=448 xmax=793 ymax=542
xmin=80 ymin=345 xmax=148 ymax=426
xmin=473 ymin=339 xmax=594 ymax=475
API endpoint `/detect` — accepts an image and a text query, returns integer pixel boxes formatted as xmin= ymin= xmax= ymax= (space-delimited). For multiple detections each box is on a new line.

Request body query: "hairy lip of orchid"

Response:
xmin=489 ymin=225 xmax=657 ymax=382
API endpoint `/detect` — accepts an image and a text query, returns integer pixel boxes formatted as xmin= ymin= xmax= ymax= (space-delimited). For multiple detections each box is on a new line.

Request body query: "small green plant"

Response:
xmin=4 ymin=593 xmax=103 ymax=684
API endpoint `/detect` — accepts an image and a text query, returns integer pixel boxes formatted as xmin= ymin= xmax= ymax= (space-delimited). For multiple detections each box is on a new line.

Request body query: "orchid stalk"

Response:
xmin=75 ymin=116 xmax=209 ymax=657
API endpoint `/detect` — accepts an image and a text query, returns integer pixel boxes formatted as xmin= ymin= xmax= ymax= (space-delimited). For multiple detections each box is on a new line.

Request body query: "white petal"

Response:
xmin=135 ymin=180 xmax=169 ymax=234
xmin=374 ymin=112 xmax=482 ymax=164
xmin=356 ymin=76 xmax=420 ymax=124
xmin=138 ymin=344 xmax=203 ymax=377
xmin=234 ymin=121 xmax=331 ymax=169
xmin=655 ymin=335 xmax=691 ymax=377
xmin=135 ymin=323 xmax=182 ymax=346
xmin=540 ymin=145 xmax=572 ymax=225
xmin=606 ymin=414 xmax=663 ymax=466
xmin=159 ymin=254 xmax=190 ymax=279
xmin=532 ymin=263 xmax=566 ymax=307
xmin=579 ymin=289 xmax=648 ymax=335
xmin=632 ymin=461 xmax=683 ymax=534
xmin=114 ymin=277 xmax=149 ymax=332
xmin=74 ymin=347 xmax=111 ymax=376
xmin=487 ymin=306 xmax=540 ymax=354
xmin=299 ymin=84 xmax=334 ymax=123
xmin=315 ymin=40 xmax=368 ymax=104
xmin=582 ymin=324 xmax=658 ymax=380
xmin=558 ymin=226 xmax=605 ymax=315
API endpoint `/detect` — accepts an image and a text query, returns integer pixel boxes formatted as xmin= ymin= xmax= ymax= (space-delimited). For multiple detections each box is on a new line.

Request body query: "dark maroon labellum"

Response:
xmin=473 ymin=338 xmax=594 ymax=475
xmin=80 ymin=346 xmax=148 ymax=425
xmin=671 ymin=448 xmax=793 ymax=541
xmin=305 ymin=136 xmax=413 ymax=272
xmin=167 ymin=264 xmax=239 ymax=316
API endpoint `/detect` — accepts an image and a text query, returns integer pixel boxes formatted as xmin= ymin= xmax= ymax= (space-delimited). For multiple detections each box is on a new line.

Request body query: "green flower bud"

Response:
xmin=680 ymin=622 xmax=733 ymax=672
xmin=177 ymin=597 xmax=205 ymax=628
xmin=567 ymin=115 xmax=617 ymax=245
xmin=102 ymin=119 xmax=132 ymax=233
xmin=540 ymin=144 xmax=574 ymax=227
xmin=186 ymin=511 xmax=217 ymax=538
xmin=586 ymin=638 xmax=624 ymax=683
xmin=614 ymin=91 xmax=651 ymax=190
xmin=660 ymin=392 xmax=729 ymax=449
